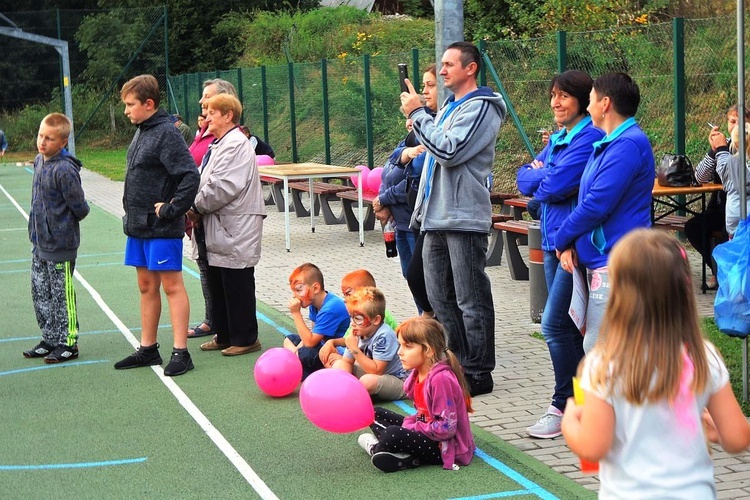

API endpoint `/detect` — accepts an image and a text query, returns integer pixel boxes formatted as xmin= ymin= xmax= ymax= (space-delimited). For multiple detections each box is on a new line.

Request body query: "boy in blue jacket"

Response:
xmin=24 ymin=113 xmax=90 ymax=363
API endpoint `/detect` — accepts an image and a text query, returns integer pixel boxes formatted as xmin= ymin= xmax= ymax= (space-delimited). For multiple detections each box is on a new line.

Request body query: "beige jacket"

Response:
xmin=194 ymin=127 xmax=266 ymax=269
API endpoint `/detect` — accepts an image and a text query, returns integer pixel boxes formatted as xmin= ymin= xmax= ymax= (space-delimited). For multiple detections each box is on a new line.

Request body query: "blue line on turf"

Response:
xmin=392 ymin=400 xmax=557 ymax=500
xmin=0 ymin=325 xmax=171 ymax=344
xmin=0 ymin=360 xmax=109 ymax=377
xmin=0 ymin=457 xmax=147 ymax=471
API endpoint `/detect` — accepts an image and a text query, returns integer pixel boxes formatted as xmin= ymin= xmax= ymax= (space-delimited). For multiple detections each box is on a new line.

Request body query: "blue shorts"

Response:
xmin=124 ymin=237 xmax=183 ymax=272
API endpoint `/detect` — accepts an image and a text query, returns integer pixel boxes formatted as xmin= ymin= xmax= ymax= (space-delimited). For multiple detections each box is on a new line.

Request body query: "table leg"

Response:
xmin=283 ymin=177 xmax=291 ymax=252
xmin=700 ymin=193 xmax=707 ymax=293
xmin=309 ymin=177 xmax=315 ymax=233
xmin=358 ymin=173 xmax=364 ymax=246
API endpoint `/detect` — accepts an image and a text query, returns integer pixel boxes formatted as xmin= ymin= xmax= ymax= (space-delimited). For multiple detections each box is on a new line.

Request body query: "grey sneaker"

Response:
xmin=357 ymin=433 xmax=379 ymax=456
xmin=527 ymin=405 xmax=563 ymax=439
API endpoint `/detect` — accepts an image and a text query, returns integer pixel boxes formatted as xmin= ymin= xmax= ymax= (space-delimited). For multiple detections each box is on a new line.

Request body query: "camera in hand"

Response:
xmin=398 ymin=63 xmax=409 ymax=93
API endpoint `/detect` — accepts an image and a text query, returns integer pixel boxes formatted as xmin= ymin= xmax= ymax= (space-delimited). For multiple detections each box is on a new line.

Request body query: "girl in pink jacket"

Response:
xmin=357 ymin=317 xmax=475 ymax=472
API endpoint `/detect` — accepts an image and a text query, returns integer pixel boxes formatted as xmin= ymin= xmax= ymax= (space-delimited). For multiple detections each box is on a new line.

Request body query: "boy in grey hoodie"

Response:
xmin=24 ymin=113 xmax=90 ymax=363
xmin=401 ymin=42 xmax=506 ymax=397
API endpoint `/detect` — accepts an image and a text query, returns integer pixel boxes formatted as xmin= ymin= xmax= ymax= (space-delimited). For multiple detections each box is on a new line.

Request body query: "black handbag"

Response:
xmin=657 ymin=154 xmax=699 ymax=187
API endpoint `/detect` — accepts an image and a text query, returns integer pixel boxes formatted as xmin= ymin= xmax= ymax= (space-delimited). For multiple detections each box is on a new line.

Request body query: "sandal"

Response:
xmin=188 ymin=323 xmax=213 ymax=338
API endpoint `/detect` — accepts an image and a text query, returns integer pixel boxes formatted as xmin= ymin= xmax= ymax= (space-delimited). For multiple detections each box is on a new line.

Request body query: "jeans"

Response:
xmin=395 ymin=229 xmax=417 ymax=278
xmin=541 ymin=251 xmax=584 ymax=412
xmin=583 ymin=267 xmax=609 ymax=353
xmin=423 ymin=231 xmax=495 ymax=376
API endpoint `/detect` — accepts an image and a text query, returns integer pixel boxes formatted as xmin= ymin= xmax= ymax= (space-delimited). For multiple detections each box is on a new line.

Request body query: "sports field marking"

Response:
xmin=0 ymin=359 xmax=109 ymax=377
xmin=0 ymin=324 xmax=171 ymax=344
xmin=255 ymin=306 xmax=559 ymax=500
xmin=0 ymin=457 xmax=148 ymax=471
xmin=0 ymin=180 xmax=280 ymax=500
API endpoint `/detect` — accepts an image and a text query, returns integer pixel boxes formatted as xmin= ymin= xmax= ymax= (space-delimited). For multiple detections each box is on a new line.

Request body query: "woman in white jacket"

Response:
xmin=188 ymin=93 xmax=267 ymax=356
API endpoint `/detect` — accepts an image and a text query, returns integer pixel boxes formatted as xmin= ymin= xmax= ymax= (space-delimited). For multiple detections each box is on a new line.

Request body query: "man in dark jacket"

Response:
xmin=114 ymin=74 xmax=200 ymax=377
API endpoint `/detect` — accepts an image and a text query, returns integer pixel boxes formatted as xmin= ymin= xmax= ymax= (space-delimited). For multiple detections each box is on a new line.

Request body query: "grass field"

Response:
xmin=0 ymin=164 xmax=594 ymax=499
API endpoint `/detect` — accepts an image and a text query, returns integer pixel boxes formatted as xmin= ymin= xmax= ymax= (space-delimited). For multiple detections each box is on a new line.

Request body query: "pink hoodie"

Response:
xmin=402 ymin=360 xmax=475 ymax=469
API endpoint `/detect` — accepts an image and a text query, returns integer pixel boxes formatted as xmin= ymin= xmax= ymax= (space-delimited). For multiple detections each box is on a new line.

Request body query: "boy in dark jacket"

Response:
xmin=24 ymin=113 xmax=90 ymax=363
xmin=114 ymin=75 xmax=200 ymax=377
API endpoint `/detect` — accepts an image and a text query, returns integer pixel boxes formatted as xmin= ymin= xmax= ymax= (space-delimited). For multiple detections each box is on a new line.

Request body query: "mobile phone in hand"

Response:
xmin=398 ymin=63 xmax=409 ymax=93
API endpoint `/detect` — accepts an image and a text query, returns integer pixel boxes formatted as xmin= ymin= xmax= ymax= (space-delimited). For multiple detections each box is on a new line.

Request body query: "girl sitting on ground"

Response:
xmin=357 ymin=317 xmax=475 ymax=473
xmin=561 ymin=229 xmax=750 ymax=497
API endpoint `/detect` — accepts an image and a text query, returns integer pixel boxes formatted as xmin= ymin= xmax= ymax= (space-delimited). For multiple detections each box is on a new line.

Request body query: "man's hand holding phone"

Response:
xmin=400 ymin=77 xmax=422 ymax=116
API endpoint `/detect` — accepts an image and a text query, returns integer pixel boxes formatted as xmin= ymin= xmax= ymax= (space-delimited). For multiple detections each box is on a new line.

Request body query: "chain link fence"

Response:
xmin=170 ymin=15 xmax=748 ymax=193
xmin=0 ymin=7 xmax=166 ymax=151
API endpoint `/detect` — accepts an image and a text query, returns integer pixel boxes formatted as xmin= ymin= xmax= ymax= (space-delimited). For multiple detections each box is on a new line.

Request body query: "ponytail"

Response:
xmin=443 ymin=348 xmax=474 ymax=413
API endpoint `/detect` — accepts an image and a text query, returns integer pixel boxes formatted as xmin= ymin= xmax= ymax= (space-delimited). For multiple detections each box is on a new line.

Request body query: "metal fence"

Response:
xmin=171 ymin=15 xmax=749 ymax=193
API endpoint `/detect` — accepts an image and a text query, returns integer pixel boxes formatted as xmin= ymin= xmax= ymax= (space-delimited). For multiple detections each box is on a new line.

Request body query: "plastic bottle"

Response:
xmin=382 ymin=220 xmax=398 ymax=258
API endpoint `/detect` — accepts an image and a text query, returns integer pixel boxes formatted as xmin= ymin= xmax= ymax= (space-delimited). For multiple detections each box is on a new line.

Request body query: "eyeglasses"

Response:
xmin=350 ymin=314 xmax=371 ymax=327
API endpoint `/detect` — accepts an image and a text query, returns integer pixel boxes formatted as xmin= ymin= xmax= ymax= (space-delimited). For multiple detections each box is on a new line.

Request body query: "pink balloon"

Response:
xmin=366 ymin=167 xmax=383 ymax=193
xmin=351 ymin=165 xmax=369 ymax=189
xmin=256 ymin=155 xmax=275 ymax=166
xmin=254 ymin=348 xmax=303 ymax=397
xmin=299 ymin=369 xmax=374 ymax=433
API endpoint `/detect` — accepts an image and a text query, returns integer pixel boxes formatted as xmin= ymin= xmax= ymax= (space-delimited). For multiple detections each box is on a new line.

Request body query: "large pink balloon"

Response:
xmin=299 ymin=369 xmax=374 ymax=433
xmin=351 ymin=165 xmax=369 ymax=189
xmin=366 ymin=167 xmax=383 ymax=193
xmin=256 ymin=155 xmax=275 ymax=166
xmin=254 ymin=348 xmax=303 ymax=397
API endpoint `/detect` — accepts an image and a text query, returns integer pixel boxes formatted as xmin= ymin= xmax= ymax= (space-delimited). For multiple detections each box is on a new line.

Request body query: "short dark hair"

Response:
xmin=446 ymin=41 xmax=481 ymax=75
xmin=549 ymin=70 xmax=594 ymax=116
xmin=592 ymin=72 xmax=640 ymax=118
xmin=121 ymin=74 xmax=160 ymax=107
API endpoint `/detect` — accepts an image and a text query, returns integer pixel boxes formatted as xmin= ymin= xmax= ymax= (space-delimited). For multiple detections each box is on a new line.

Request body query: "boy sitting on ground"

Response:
xmin=332 ymin=287 xmax=407 ymax=401
xmin=319 ymin=269 xmax=398 ymax=368
xmin=283 ymin=263 xmax=350 ymax=379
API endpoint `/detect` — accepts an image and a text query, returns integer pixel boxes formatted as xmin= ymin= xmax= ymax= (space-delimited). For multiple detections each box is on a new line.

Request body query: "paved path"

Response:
xmin=80 ymin=167 xmax=750 ymax=497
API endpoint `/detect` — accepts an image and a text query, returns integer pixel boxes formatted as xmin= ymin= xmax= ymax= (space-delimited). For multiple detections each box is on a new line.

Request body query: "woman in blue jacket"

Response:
xmin=555 ymin=72 xmax=655 ymax=354
xmin=516 ymin=70 xmax=603 ymax=439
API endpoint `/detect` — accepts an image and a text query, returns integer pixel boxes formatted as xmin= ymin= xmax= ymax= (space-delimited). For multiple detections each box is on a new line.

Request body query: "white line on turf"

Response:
xmin=0 ymin=180 xmax=279 ymax=500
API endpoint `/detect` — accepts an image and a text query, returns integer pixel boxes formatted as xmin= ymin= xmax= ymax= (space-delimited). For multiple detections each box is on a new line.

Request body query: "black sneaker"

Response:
xmin=468 ymin=373 xmax=494 ymax=397
xmin=163 ymin=350 xmax=194 ymax=377
xmin=114 ymin=344 xmax=162 ymax=370
xmin=371 ymin=451 xmax=420 ymax=473
xmin=44 ymin=345 xmax=79 ymax=364
xmin=23 ymin=341 xmax=56 ymax=358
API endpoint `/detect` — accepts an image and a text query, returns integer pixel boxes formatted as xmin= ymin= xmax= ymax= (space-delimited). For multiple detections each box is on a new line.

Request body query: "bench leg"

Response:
xmin=319 ymin=194 xmax=346 ymax=225
xmin=341 ymin=199 xmax=375 ymax=231
xmin=270 ymin=182 xmax=290 ymax=212
xmin=262 ymin=182 xmax=275 ymax=206
xmin=291 ymin=190 xmax=320 ymax=218
xmin=502 ymin=231 xmax=529 ymax=280
xmin=486 ymin=228 xmax=504 ymax=267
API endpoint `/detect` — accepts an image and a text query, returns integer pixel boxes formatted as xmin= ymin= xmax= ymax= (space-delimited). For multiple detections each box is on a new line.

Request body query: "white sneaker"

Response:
xmin=357 ymin=433 xmax=379 ymax=456
xmin=527 ymin=405 xmax=563 ymax=439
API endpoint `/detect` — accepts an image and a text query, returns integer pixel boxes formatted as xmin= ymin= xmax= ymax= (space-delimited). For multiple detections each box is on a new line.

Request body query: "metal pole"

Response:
xmin=60 ymin=43 xmax=75 ymax=156
xmin=288 ymin=62 xmax=298 ymax=163
xmin=363 ymin=54 xmax=373 ymax=168
xmin=321 ymin=59 xmax=331 ymax=165
xmin=736 ymin=0 xmax=747 ymax=402
xmin=434 ymin=0 xmax=463 ymax=103
xmin=556 ymin=31 xmax=567 ymax=73
xmin=261 ymin=66 xmax=269 ymax=143
xmin=164 ymin=5 xmax=169 ymax=112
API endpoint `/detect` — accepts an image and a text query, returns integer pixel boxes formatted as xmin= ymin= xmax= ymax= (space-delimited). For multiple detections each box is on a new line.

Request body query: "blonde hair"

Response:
xmin=41 ymin=113 xmax=71 ymax=139
xmin=588 ymin=229 xmax=710 ymax=404
xmin=345 ymin=286 xmax=385 ymax=319
xmin=396 ymin=317 xmax=473 ymax=412
xmin=289 ymin=262 xmax=324 ymax=289
xmin=204 ymin=94 xmax=242 ymax=125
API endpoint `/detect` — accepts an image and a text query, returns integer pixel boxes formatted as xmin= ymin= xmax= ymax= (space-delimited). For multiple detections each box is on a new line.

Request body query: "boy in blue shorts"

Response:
xmin=114 ymin=75 xmax=200 ymax=377
xmin=283 ymin=263 xmax=350 ymax=379
xmin=332 ymin=287 xmax=407 ymax=401
xmin=23 ymin=113 xmax=89 ymax=363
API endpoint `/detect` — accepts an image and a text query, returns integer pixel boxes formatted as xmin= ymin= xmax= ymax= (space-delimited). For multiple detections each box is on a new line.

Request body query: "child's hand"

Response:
xmin=325 ymin=352 xmax=343 ymax=368
xmin=154 ymin=202 xmax=166 ymax=217
xmin=287 ymin=297 xmax=302 ymax=314
xmin=318 ymin=340 xmax=335 ymax=364
xmin=345 ymin=332 xmax=359 ymax=351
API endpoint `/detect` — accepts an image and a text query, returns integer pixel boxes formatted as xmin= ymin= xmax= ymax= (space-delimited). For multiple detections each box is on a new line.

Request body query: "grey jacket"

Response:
xmin=194 ymin=126 xmax=266 ymax=269
xmin=122 ymin=109 xmax=199 ymax=239
xmin=29 ymin=151 xmax=90 ymax=262
xmin=409 ymin=86 xmax=506 ymax=233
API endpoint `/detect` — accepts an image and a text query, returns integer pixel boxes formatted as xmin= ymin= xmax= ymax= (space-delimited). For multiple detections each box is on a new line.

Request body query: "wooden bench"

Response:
xmin=287 ymin=181 xmax=355 ymax=225
xmin=653 ymin=214 xmax=688 ymax=232
xmin=260 ymin=176 xmax=288 ymax=211
xmin=336 ymin=190 xmax=377 ymax=231
xmin=494 ymin=219 xmax=537 ymax=280
xmin=502 ymin=197 xmax=531 ymax=220
xmin=486 ymin=213 xmax=515 ymax=266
